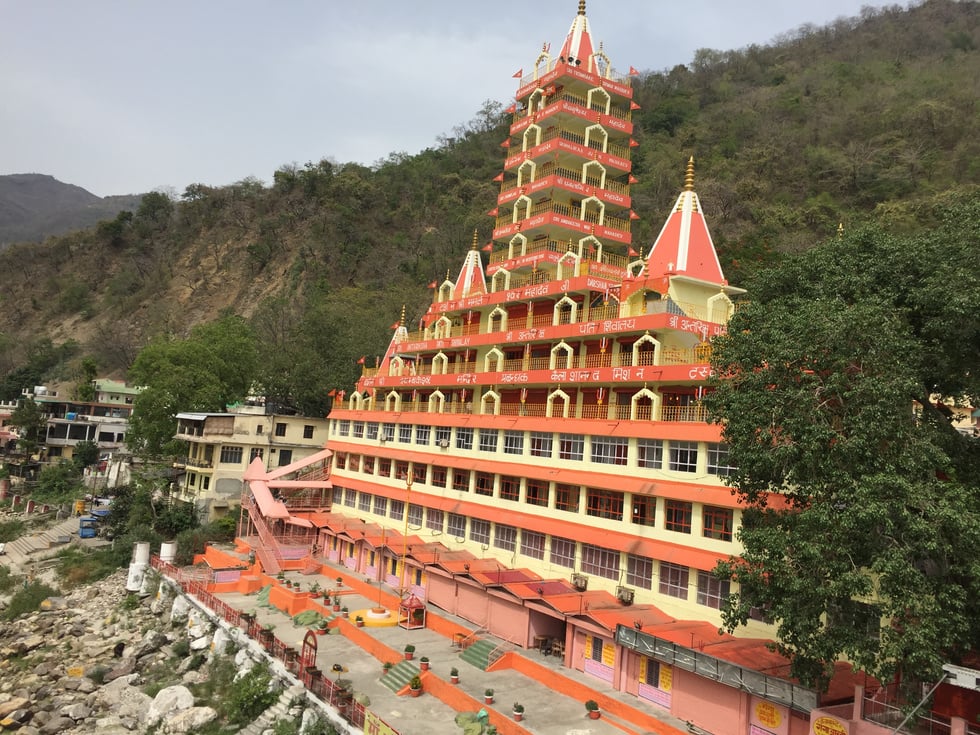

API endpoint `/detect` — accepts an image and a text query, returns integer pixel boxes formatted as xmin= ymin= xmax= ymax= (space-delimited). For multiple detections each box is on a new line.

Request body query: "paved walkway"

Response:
xmin=211 ymin=558 xmax=693 ymax=735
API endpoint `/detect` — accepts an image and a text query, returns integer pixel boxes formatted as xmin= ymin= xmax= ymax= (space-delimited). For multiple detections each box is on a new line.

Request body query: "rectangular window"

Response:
xmin=407 ymin=503 xmax=423 ymax=527
xmin=521 ymin=531 xmax=545 ymax=560
xmin=381 ymin=423 xmax=395 ymax=442
xmin=332 ymin=487 xmax=343 ymax=504
xmin=494 ymin=524 xmax=517 ymax=552
xmin=500 ymin=476 xmax=521 ymax=502
xmin=334 ymin=452 xmax=347 ymax=470
xmin=530 ymin=431 xmax=553 ymax=458
xmin=362 ymin=456 xmax=374 ymax=474
xmin=627 ymin=554 xmax=654 ymax=589
xmin=581 ymin=543 xmax=620 ymax=580
xmin=303 ymin=424 xmax=314 ymax=439
xmin=637 ymin=438 xmax=663 ymax=469
xmin=275 ymin=423 xmax=287 ymax=437
xmin=526 ymin=479 xmax=549 ymax=507
xmin=431 ymin=466 xmax=447 ymax=488
xmin=586 ymin=488 xmax=624 ymax=520
xmin=277 ymin=449 xmax=293 ymax=466
xmin=703 ymin=506 xmax=734 ymax=541
xmin=344 ymin=489 xmax=357 ymax=508
xmin=503 ymin=430 xmax=524 ymax=455
xmin=256 ymin=425 xmax=263 ymax=435
xmin=219 ymin=446 xmax=243 ymax=464
xmin=631 ymin=495 xmax=656 ymax=527
xmin=202 ymin=476 xmax=210 ymax=490
xmin=659 ymin=562 xmax=690 ymax=599
xmin=415 ymin=424 xmax=430 ymax=446
xmin=455 ymin=469 xmax=472 ymax=493
xmin=558 ymin=433 xmax=584 ymax=461
xmin=352 ymin=421 xmax=364 ymax=438
xmin=347 ymin=454 xmax=360 ymax=472
xmin=470 ymin=519 xmax=490 ymax=545
xmin=338 ymin=420 xmax=350 ymax=436
xmin=447 ymin=513 xmax=466 ymax=538
xmin=668 ymin=440 xmax=698 ymax=472
xmin=389 ymin=500 xmax=404 ymax=521
xmin=591 ymin=436 xmax=628 ymax=465
xmin=426 ymin=508 xmax=444 ymax=533
xmin=456 ymin=427 xmax=474 ymax=450
xmin=665 ymin=500 xmax=693 ymax=533
xmin=366 ymin=422 xmax=379 ymax=440
xmin=249 ymin=447 xmax=264 ymax=461
xmin=474 ymin=472 xmax=494 ymax=496
xmin=555 ymin=484 xmax=580 ymax=513
xmin=642 ymin=657 xmax=661 ymax=686
xmin=399 ymin=424 xmax=413 ymax=443
xmin=706 ymin=443 xmax=735 ymax=476
xmin=435 ymin=426 xmax=451 ymax=447
xmin=373 ymin=496 xmax=387 ymax=516
xmin=358 ymin=493 xmax=372 ymax=512
xmin=696 ymin=571 xmax=731 ymax=609
xmin=478 ymin=429 xmax=498 ymax=452
xmin=412 ymin=463 xmax=426 ymax=485
xmin=378 ymin=458 xmax=391 ymax=477
xmin=550 ymin=536 xmax=576 ymax=568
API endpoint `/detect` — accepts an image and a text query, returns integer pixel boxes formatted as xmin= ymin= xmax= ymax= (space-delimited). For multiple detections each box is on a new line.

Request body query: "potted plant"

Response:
xmin=336 ymin=575 xmax=344 ymax=588
xmin=449 ymin=667 xmax=459 ymax=684
xmin=403 ymin=644 xmax=415 ymax=661
xmin=585 ymin=700 xmax=600 ymax=720
xmin=332 ymin=596 xmax=341 ymax=612
xmin=382 ymin=661 xmax=393 ymax=675
xmin=408 ymin=674 xmax=423 ymax=697
xmin=341 ymin=606 xmax=349 ymax=618
xmin=484 ymin=688 xmax=494 ymax=705
xmin=355 ymin=615 xmax=364 ymax=627
xmin=309 ymin=581 xmax=321 ymax=598
xmin=512 ymin=702 xmax=525 ymax=722
xmin=418 ymin=656 xmax=430 ymax=671
xmin=317 ymin=620 xmax=329 ymax=635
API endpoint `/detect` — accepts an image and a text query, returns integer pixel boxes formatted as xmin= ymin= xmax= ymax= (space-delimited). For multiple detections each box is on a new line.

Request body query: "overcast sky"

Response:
xmin=1 ymin=0 xmax=889 ymax=197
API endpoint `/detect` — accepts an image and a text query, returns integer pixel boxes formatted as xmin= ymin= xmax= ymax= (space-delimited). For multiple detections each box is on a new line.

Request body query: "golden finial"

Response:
xmin=684 ymin=156 xmax=695 ymax=191
xmin=446 ymin=269 xmax=450 ymax=282
xmin=567 ymin=238 xmax=574 ymax=251
xmin=578 ymin=0 xmax=586 ymax=15
xmin=471 ymin=230 xmax=479 ymax=249
xmin=837 ymin=222 xmax=844 ymax=238
xmin=400 ymin=304 xmax=406 ymax=326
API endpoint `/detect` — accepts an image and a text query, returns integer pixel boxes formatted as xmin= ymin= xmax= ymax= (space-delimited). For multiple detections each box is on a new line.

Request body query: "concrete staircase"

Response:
xmin=0 ymin=516 xmax=81 ymax=572
xmin=379 ymin=660 xmax=420 ymax=693
xmin=459 ymin=639 xmax=497 ymax=671
xmin=237 ymin=684 xmax=306 ymax=735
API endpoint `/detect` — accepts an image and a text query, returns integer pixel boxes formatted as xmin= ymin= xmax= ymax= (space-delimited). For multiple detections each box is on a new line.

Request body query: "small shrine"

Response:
xmin=398 ymin=593 xmax=426 ymax=630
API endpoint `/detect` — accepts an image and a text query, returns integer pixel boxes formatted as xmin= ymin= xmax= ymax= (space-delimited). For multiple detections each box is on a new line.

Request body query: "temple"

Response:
xmin=234 ymin=4 xmax=891 ymax=734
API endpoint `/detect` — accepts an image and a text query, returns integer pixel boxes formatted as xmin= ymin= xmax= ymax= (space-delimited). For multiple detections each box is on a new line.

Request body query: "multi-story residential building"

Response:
xmin=174 ymin=402 xmax=329 ymax=520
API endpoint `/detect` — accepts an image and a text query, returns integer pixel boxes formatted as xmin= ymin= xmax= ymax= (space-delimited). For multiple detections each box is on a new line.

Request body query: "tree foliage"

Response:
xmin=705 ymin=196 xmax=980 ymax=688
xmin=10 ymin=397 xmax=46 ymax=456
xmin=127 ymin=315 xmax=258 ymax=458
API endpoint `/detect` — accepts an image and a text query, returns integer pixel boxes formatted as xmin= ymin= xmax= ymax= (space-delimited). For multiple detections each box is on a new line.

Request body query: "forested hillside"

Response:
xmin=0 ymin=0 xmax=976 ymax=415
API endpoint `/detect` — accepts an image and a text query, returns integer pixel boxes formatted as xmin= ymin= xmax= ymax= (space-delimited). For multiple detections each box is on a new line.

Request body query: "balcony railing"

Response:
xmin=353 ymin=399 xmax=708 ymax=423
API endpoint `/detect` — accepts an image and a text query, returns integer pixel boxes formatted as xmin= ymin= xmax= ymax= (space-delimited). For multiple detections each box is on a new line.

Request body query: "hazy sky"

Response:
xmin=2 ymin=0 xmax=886 ymax=197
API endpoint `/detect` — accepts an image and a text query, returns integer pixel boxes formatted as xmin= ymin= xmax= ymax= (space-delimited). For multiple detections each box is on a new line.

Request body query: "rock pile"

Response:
xmin=0 ymin=570 xmax=323 ymax=735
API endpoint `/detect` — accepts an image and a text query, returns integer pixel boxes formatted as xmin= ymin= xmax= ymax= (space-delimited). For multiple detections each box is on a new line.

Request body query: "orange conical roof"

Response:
xmin=558 ymin=1 xmax=595 ymax=68
xmin=645 ymin=157 xmax=725 ymax=285
xmin=452 ymin=232 xmax=488 ymax=300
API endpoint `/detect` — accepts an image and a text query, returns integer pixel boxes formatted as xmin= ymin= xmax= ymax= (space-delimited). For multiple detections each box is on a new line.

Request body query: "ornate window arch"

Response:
xmin=708 ymin=292 xmax=734 ymax=324
xmin=632 ymin=333 xmax=660 ymax=367
xmin=484 ymin=347 xmax=504 ymax=372
xmin=550 ymin=340 xmax=574 ymax=370
xmin=553 ymin=295 xmax=578 ymax=326
xmin=480 ymin=389 xmax=501 ymax=416
xmin=516 ymin=160 xmax=536 ymax=187
xmin=432 ymin=351 xmax=449 ymax=376
xmin=586 ymin=86 xmax=611 ymax=113
xmin=583 ymin=123 xmax=608 ymax=153
xmin=428 ymin=390 xmax=446 ymax=414
xmin=582 ymin=159 xmax=606 ymax=189
xmin=384 ymin=390 xmax=401 ymax=412
xmin=546 ymin=388 xmax=571 ymax=418
xmin=522 ymin=123 xmax=542 ymax=150
xmin=509 ymin=233 xmax=528 ymax=258
xmin=433 ymin=317 xmax=453 ymax=341
xmin=556 ymin=250 xmax=579 ymax=280
xmin=631 ymin=387 xmax=659 ymax=422
xmin=491 ymin=267 xmax=512 ymax=293
xmin=389 ymin=355 xmax=405 ymax=377
xmin=488 ymin=306 xmax=508 ymax=334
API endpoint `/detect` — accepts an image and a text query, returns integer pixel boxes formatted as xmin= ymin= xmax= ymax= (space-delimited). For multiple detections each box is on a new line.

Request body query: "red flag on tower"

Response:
xmin=628 ymin=174 xmax=639 ymax=184
xmin=512 ymin=68 xmax=523 ymax=79
xmin=500 ymin=139 xmax=511 ymax=148
xmin=390 ymin=321 xmax=400 ymax=330
xmin=492 ymin=172 xmax=504 ymax=182
xmin=427 ymin=280 xmax=438 ymax=288
xmin=357 ymin=356 xmax=366 ymax=365
xmin=630 ymin=101 xmax=641 ymax=110
xmin=629 ymin=66 xmax=640 ymax=76
xmin=487 ymin=207 xmax=499 ymax=216
xmin=628 ymin=246 xmax=639 ymax=257
xmin=629 ymin=210 xmax=640 ymax=220
xmin=481 ymin=243 xmax=493 ymax=252
xmin=327 ymin=389 xmax=337 ymax=397
xmin=629 ymin=138 xmax=639 ymax=147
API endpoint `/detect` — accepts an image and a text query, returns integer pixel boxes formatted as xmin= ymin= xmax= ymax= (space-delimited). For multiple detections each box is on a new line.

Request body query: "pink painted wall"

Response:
xmin=457 ymin=583 xmax=489 ymax=627
xmin=427 ymin=573 xmax=457 ymax=614
xmin=672 ymin=667 xmax=744 ymax=735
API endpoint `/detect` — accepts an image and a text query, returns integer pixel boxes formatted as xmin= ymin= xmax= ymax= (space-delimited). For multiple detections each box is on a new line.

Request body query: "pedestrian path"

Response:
xmin=211 ymin=558 xmax=694 ymax=735
xmin=0 ymin=515 xmax=81 ymax=573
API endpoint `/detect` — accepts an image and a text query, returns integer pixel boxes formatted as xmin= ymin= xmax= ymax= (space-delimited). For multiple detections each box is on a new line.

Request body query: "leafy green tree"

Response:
xmin=10 ymin=397 xmax=46 ymax=457
xmin=706 ymin=198 xmax=980 ymax=689
xmin=74 ymin=357 xmax=98 ymax=402
xmin=127 ymin=315 xmax=258 ymax=458
xmin=72 ymin=440 xmax=99 ymax=470
xmin=31 ymin=462 xmax=84 ymax=505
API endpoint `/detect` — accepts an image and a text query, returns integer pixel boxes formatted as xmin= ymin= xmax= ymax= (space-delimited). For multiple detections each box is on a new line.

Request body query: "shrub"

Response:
xmin=171 ymin=638 xmax=191 ymax=659
xmin=121 ymin=593 xmax=140 ymax=611
xmin=224 ymin=661 xmax=279 ymax=725
xmin=2 ymin=582 xmax=60 ymax=621
xmin=585 ymin=699 xmax=600 ymax=712
xmin=409 ymin=675 xmax=422 ymax=690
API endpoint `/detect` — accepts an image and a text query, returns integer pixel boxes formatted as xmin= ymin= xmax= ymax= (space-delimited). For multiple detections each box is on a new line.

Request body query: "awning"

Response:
xmin=285 ymin=516 xmax=314 ymax=528
xmin=248 ymin=479 xmax=289 ymax=519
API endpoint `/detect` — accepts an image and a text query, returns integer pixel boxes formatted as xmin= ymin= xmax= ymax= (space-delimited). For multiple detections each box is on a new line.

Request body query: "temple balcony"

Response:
xmin=510 ymin=89 xmax=634 ymax=130
xmin=494 ymin=199 xmax=631 ymax=235
xmin=488 ymin=237 xmax=630 ymax=271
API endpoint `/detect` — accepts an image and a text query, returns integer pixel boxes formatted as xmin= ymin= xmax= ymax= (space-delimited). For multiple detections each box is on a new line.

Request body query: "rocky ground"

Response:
xmin=0 ymin=570 xmax=328 ymax=735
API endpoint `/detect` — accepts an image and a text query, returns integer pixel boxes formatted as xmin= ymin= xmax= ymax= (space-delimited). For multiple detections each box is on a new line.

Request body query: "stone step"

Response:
xmin=379 ymin=660 xmax=420 ymax=693
xmin=459 ymin=639 xmax=496 ymax=671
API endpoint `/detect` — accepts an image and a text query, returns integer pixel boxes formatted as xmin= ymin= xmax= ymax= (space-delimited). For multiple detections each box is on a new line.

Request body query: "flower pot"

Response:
xmin=419 ymin=661 xmax=429 ymax=671
xmin=450 ymin=675 xmax=459 ymax=684
xmin=484 ymin=696 xmax=494 ymax=705
xmin=333 ymin=605 xmax=341 ymax=612
xmin=409 ymin=687 xmax=421 ymax=697
xmin=588 ymin=710 xmax=601 ymax=720
xmin=513 ymin=711 xmax=524 ymax=722
xmin=404 ymin=652 xmax=414 ymax=661
xmin=355 ymin=621 xmax=364 ymax=628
